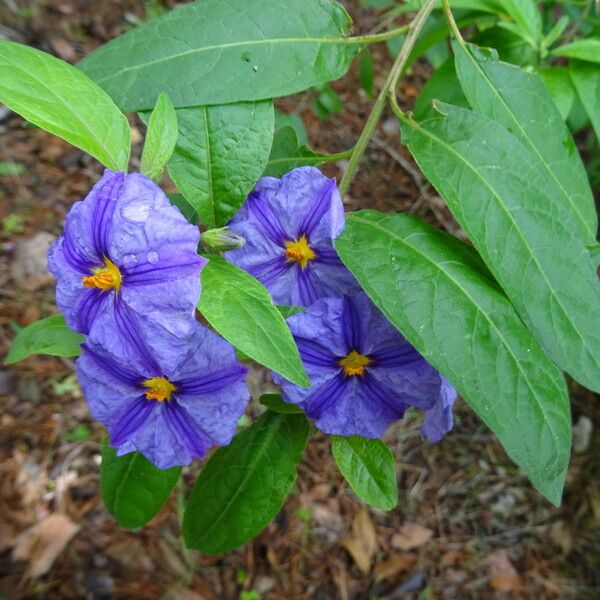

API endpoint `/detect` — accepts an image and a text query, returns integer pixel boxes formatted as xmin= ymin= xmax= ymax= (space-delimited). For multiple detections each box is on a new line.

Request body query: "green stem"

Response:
xmin=339 ymin=0 xmax=437 ymax=197
xmin=441 ymin=0 xmax=464 ymax=43
xmin=348 ymin=24 xmax=409 ymax=45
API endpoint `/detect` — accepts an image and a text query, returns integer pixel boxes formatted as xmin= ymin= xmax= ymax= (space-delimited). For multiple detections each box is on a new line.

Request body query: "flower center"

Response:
xmin=284 ymin=235 xmax=316 ymax=269
xmin=142 ymin=377 xmax=177 ymax=402
xmin=82 ymin=257 xmax=122 ymax=291
xmin=339 ymin=350 xmax=372 ymax=377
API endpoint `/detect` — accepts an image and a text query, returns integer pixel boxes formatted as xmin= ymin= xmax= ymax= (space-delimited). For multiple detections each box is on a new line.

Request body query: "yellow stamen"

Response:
xmin=339 ymin=350 xmax=372 ymax=377
xmin=82 ymin=257 xmax=122 ymax=291
xmin=284 ymin=235 xmax=316 ymax=269
xmin=142 ymin=377 xmax=177 ymax=402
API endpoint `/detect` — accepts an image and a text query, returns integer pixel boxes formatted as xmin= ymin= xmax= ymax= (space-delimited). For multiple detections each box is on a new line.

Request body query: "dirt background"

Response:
xmin=1 ymin=1 xmax=599 ymax=599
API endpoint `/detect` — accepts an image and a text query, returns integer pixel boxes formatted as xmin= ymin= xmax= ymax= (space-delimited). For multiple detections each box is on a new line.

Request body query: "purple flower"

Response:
xmin=48 ymin=170 xmax=206 ymax=339
xmin=76 ymin=315 xmax=249 ymax=468
xmin=275 ymin=293 xmax=457 ymax=440
xmin=225 ymin=167 xmax=360 ymax=306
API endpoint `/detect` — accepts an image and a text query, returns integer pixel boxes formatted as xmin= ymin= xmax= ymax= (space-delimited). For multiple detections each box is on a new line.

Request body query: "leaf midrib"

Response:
xmin=346 ymin=214 xmax=566 ymax=478
xmin=88 ymin=36 xmax=362 ymax=86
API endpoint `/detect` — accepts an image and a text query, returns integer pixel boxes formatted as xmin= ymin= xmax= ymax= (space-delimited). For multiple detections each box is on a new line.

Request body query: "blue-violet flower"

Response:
xmin=225 ymin=167 xmax=359 ymax=306
xmin=275 ymin=293 xmax=456 ymax=440
xmin=76 ymin=316 xmax=249 ymax=468
xmin=48 ymin=170 xmax=206 ymax=339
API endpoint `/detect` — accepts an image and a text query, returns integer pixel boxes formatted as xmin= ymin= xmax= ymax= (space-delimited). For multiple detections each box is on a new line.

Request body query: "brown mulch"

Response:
xmin=1 ymin=1 xmax=599 ymax=599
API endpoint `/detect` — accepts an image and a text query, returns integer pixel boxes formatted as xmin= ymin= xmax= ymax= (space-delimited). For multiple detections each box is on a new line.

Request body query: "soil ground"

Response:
xmin=1 ymin=1 xmax=599 ymax=599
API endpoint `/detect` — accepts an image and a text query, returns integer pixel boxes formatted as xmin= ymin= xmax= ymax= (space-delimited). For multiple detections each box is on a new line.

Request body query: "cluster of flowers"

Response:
xmin=48 ymin=171 xmax=249 ymax=468
xmin=226 ymin=167 xmax=456 ymax=441
xmin=49 ymin=167 xmax=455 ymax=469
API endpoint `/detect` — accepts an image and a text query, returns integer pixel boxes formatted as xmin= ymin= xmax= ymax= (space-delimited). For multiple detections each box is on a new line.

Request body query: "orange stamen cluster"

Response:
xmin=142 ymin=377 xmax=177 ymax=402
xmin=284 ymin=235 xmax=316 ymax=269
xmin=339 ymin=350 xmax=372 ymax=377
xmin=82 ymin=257 xmax=122 ymax=291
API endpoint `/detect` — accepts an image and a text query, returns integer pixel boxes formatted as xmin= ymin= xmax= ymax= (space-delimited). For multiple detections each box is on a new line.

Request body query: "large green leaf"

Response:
xmin=331 ymin=436 xmax=397 ymax=510
xmin=495 ymin=0 xmax=542 ymax=46
xmin=78 ymin=0 xmax=362 ymax=112
xmin=552 ymin=38 xmax=600 ymax=64
xmin=0 ymin=40 xmax=130 ymax=170
xmin=399 ymin=104 xmax=600 ymax=394
xmin=100 ymin=443 xmax=181 ymax=529
xmin=140 ymin=92 xmax=178 ymax=181
xmin=183 ymin=410 xmax=309 ymax=553
xmin=336 ymin=211 xmax=571 ymax=504
xmin=198 ymin=255 xmax=309 ymax=387
xmin=570 ymin=61 xmax=600 ymax=144
xmin=4 ymin=315 xmax=84 ymax=365
xmin=452 ymin=40 xmax=597 ymax=244
xmin=166 ymin=102 xmax=273 ymax=228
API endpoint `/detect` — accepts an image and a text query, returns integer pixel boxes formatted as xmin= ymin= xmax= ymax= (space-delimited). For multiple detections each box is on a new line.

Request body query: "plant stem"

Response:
xmin=441 ymin=0 xmax=464 ymax=43
xmin=349 ymin=24 xmax=408 ymax=45
xmin=339 ymin=0 xmax=436 ymax=197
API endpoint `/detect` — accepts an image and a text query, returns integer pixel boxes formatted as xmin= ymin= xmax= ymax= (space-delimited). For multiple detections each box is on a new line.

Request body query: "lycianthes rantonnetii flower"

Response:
xmin=48 ymin=170 xmax=206 ymax=338
xmin=77 ymin=315 xmax=249 ymax=469
xmin=274 ymin=293 xmax=456 ymax=440
xmin=225 ymin=167 xmax=359 ymax=306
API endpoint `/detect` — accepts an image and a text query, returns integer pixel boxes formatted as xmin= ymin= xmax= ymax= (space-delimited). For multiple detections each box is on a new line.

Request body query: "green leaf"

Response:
xmin=335 ymin=211 xmax=571 ymax=505
xmin=100 ymin=442 xmax=181 ymax=529
xmin=399 ymin=103 xmax=600 ymax=394
xmin=264 ymin=127 xmax=344 ymax=178
xmin=331 ymin=436 xmax=397 ymax=510
xmin=274 ymin=110 xmax=308 ymax=144
xmin=496 ymin=0 xmax=542 ymax=46
xmin=198 ymin=255 xmax=309 ymax=387
xmin=166 ymin=102 xmax=273 ymax=229
xmin=140 ymin=92 xmax=178 ymax=181
xmin=570 ymin=61 xmax=600 ymax=144
xmin=537 ymin=67 xmax=576 ymax=120
xmin=277 ymin=305 xmax=304 ymax=319
xmin=4 ymin=315 xmax=84 ymax=365
xmin=259 ymin=393 xmax=303 ymax=414
xmin=413 ymin=56 xmax=468 ymax=121
xmin=471 ymin=26 xmax=537 ymax=66
xmin=541 ymin=15 xmax=569 ymax=51
xmin=79 ymin=0 xmax=362 ymax=112
xmin=167 ymin=193 xmax=197 ymax=224
xmin=0 ymin=40 xmax=130 ymax=171
xmin=452 ymin=40 xmax=597 ymax=245
xmin=552 ymin=38 xmax=600 ymax=64
xmin=183 ymin=410 xmax=309 ymax=553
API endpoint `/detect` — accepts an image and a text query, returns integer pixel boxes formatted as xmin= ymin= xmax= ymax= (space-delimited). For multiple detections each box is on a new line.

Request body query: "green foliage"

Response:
xmin=264 ymin=127 xmax=347 ymax=178
xmin=331 ymin=436 xmax=397 ymax=510
xmin=259 ymin=393 xmax=303 ymax=414
xmin=166 ymin=102 xmax=273 ymax=228
xmin=0 ymin=40 xmax=130 ymax=170
xmin=100 ymin=442 xmax=181 ymax=529
xmin=183 ymin=411 xmax=309 ymax=553
xmin=452 ymin=40 xmax=597 ymax=244
xmin=312 ymin=84 xmax=344 ymax=120
xmin=4 ymin=315 xmax=85 ymax=365
xmin=570 ymin=61 xmax=600 ymax=144
xmin=198 ymin=255 xmax=309 ymax=387
xmin=552 ymin=38 xmax=600 ymax=63
xmin=359 ymin=49 xmax=375 ymax=98
xmin=336 ymin=211 xmax=571 ymax=505
xmin=538 ymin=67 xmax=577 ymax=120
xmin=140 ymin=92 xmax=178 ymax=181
xmin=399 ymin=103 xmax=600 ymax=394
xmin=79 ymin=0 xmax=362 ymax=111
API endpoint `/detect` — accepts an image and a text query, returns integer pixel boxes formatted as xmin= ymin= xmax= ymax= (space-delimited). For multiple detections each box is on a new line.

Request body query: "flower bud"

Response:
xmin=200 ymin=227 xmax=246 ymax=252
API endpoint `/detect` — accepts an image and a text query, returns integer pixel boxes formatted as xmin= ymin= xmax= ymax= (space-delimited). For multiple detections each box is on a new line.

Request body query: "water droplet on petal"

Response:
xmin=147 ymin=250 xmax=159 ymax=264
xmin=123 ymin=253 xmax=138 ymax=267
xmin=121 ymin=197 xmax=152 ymax=223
